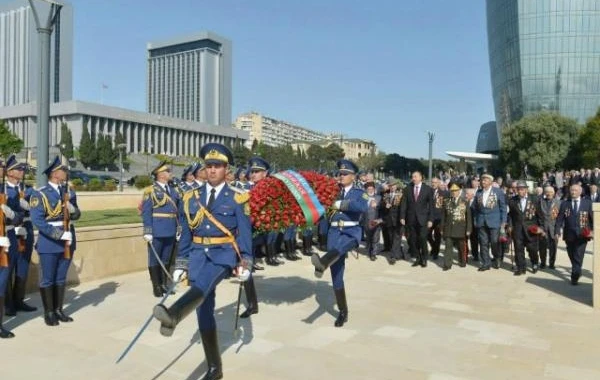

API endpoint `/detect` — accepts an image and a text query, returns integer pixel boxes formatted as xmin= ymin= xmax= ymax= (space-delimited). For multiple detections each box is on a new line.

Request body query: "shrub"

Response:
xmin=71 ymin=178 xmax=86 ymax=191
xmin=134 ymin=175 xmax=153 ymax=189
xmin=103 ymin=180 xmax=117 ymax=191
xmin=87 ymin=178 xmax=104 ymax=191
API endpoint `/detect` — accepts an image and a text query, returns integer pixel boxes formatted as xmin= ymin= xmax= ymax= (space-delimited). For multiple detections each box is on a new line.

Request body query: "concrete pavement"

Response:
xmin=3 ymin=241 xmax=599 ymax=380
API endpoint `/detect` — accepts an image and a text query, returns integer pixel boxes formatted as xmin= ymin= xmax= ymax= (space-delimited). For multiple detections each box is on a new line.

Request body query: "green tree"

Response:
xmin=500 ymin=112 xmax=579 ymax=177
xmin=577 ymin=108 xmax=600 ymax=168
xmin=79 ymin=124 xmax=96 ymax=168
xmin=0 ymin=120 xmax=24 ymax=158
xmin=97 ymin=132 xmax=116 ymax=168
xmin=357 ymin=151 xmax=386 ymax=173
xmin=59 ymin=122 xmax=74 ymax=161
xmin=323 ymin=143 xmax=345 ymax=162
xmin=229 ymin=138 xmax=252 ymax=166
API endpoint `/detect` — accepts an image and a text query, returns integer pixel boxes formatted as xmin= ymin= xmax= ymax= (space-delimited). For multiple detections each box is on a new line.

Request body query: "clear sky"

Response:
xmin=70 ymin=0 xmax=495 ymax=159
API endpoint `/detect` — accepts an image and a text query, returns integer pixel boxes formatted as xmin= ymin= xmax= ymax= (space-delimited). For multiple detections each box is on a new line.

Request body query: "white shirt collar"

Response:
xmin=205 ymin=181 xmax=226 ymax=200
xmin=343 ymin=184 xmax=353 ymax=195
xmin=48 ymin=182 xmax=60 ymax=192
xmin=155 ymin=181 xmax=168 ymax=191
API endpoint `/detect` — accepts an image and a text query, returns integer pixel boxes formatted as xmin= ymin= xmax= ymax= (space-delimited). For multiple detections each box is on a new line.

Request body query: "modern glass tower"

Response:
xmin=487 ymin=0 xmax=600 ymax=137
xmin=147 ymin=31 xmax=232 ymax=127
xmin=0 ymin=0 xmax=73 ymax=107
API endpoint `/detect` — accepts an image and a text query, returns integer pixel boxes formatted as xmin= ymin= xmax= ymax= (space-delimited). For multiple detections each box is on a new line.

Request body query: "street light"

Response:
xmin=427 ymin=131 xmax=435 ymax=184
xmin=117 ymin=143 xmax=127 ymax=192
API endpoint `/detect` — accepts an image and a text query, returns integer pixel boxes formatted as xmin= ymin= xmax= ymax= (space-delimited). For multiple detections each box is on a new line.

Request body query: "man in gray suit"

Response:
xmin=538 ymin=186 xmax=560 ymax=269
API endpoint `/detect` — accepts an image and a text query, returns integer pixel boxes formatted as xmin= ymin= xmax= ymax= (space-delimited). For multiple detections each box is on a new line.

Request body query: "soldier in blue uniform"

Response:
xmin=4 ymin=155 xmax=37 ymax=316
xmin=180 ymin=162 xmax=200 ymax=193
xmin=141 ymin=161 xmax=181 ymax=297
xmin=194 ymin=160 xmax=207 ymax=187
xmin=30 ymin=156 xmax=81 ymax=326
xmin=311 ymin=160 xmax=368 ymax=327
xmin=0 ymin=158 xmax=25 ymax=338
xmin=153 ymin=143 xmax=252 ymax=380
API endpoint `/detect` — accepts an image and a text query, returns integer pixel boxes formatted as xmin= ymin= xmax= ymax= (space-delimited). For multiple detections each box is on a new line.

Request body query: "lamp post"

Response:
xmin=28 ymin=0 xmax=62 ymax=188
xmin=427 ymin=131 xmax=435 ymax=184
xmin=117 ymin=143 xmax=127 ymax=192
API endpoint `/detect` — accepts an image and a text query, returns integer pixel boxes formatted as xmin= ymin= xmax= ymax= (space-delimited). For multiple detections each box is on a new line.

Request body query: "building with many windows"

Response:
xmin=234 ymin=112 xmax=328 ymax=148
xmin=0 ymin=0 xmax=73 ymax=106
xmin=0 ymin=101 xmax=248 ymax=162
xmin=487 ymin=0 xmax=600 ymax=140
xmin=290 ymin=135 xmax=377 ymax=161
xmin=147 ymin=31 xmax=232 ymax=127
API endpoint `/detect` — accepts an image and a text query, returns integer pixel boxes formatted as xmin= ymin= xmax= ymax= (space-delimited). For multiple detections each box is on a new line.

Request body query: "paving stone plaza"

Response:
xmin=3 ymin=241 xmax=599 ymax=380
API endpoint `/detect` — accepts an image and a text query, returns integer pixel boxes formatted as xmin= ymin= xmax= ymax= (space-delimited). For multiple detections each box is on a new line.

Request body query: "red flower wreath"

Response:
xmin=249 ymin=171 xmax=339 ymax=234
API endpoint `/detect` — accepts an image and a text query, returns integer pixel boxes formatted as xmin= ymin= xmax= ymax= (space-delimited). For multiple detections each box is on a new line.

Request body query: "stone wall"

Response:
xmin=76 ymin=190 xmax=142 ymax=211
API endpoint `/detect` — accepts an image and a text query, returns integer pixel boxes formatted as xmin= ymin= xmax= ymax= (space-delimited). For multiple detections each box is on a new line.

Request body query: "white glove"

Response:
xmin=19 ymin=198 xmax=30 ymax=210
xmin=1 ymin=204 xmax=15 ymax=219
xmin=60 ymin=231 xmax=72 ymax=241
xmin=333 ymin=200 xmax=342 ymax=210
xmin=173 ymin=269 xmax=187 ymax=282
xmin=0 ymin=236 xmax=10 ymax=248
xmin=175 ymin=232 xmax=181 ymax=242
xmin=143 ymin=234 xmax=153 ymax=243
xmin=15 ymin=226 xmax=27 ymax=237
xmin=237 ymin=268 xmax=251 ymax=282
xmin=68 ymin=203 xmax=76 ymax=213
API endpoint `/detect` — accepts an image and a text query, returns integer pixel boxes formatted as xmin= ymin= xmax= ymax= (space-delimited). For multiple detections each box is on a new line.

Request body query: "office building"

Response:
xmin=290 ymin=135 xmax=377 ymax=161
xmin=487 ymin=0 xmax=600 ymax=139
xmin=147 ymin=31 xmax=232 ymax=126
xmin=0 ymin=0 xmax=73 ymax=106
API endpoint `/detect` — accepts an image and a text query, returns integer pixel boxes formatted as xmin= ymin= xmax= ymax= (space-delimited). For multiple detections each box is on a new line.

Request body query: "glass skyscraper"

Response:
xmin=487 ymin=0 xmax=600 ymax=138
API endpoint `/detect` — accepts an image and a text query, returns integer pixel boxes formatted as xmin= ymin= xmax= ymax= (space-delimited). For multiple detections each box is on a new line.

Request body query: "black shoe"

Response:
xmin=472 ymin=256 xmax=479 ymax=261
xmin=334 ymin=288 xmax=348 ymax=328
xmin=302 ymin=236 xmax=313 ymax=256
xmin=492 ymin=260 xmax=499 ymax=269
xmin=266 ymin=244 xmax=282 ymax=266
xmin=252 ymin=263 xmax=264 ymax=271
xmin=539 ymin=263 xmax=546 ymax=269
xmin=148 ymin=266 xmax=164 ymax=297
xmin=478 ymin=266 xmax=490 ymax=272
xmin=284 ymin=240 xmax=300 ymax=261
xmin=411 ymin=261 xmax=420 ymax=267
xmin=200 ymin=328 xmax=223 ymax=380
xmin=14 ymin=277 xmax=37 ymax=312
xmin=431 ymin=255 xmax=439 ymax=261
xmin=420 ymin=261 xmax=427 ymax=267
xmin=239 ymin=278 xmax=258 ymax=319
xmin=548 ymin=265 xmax=556 ymax=270
xmin=532 ymin=264 xmax=539 ymax=274
xmin=513 ymin=270 xmax=523 ymax=276
xmin=311 ymin=250 xmax=340 ymax=278
xmin=571 ymin=274 xmax=580 ymax=286
xmin=153 ymin=287 xmax=205 ymax=336
xmin=0 ymin=297 xmax=15 ymax=338
xmin=53 ymin=285 xmax=74 ymax=323
xmin=39 ymin=287 xmax=59 ymax=326
xmin=443 ymin=266 xmax=451 ymax=271
xmin=459 ymin=262 xmax=466 ymax=268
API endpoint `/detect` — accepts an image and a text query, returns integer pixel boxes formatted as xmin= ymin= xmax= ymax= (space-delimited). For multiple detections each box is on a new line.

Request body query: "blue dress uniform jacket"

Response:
xmin=0 ymin=184 xmax=25 ymax=295
xmin=177 ymin=184 xmax=252 ymax=274
xmin=473 ymin=187 xmax=507 ymax=229
xmin=30 ymin=184 xmax=80 ymax=254
xmin=141 ymin=183 xmax=180 ymax=238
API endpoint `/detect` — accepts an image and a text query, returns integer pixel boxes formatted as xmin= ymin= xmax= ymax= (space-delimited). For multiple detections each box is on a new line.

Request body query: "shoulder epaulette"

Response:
xmin=229 ymin=185 xmax=247 ymax=194
xmin=182 ymin=189 xmax=196 ymax=203
xmin=143 ymin=185 xmax=153 ymax=195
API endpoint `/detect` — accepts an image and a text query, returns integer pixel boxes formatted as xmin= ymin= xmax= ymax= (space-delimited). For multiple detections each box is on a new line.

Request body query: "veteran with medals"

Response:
xmin=440 ymin=182 xmax=472 ymax=270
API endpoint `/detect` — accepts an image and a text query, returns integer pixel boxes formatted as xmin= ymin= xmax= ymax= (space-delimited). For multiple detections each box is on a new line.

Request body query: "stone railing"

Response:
xmin=76 ymin=189 xmax=142 ymax=211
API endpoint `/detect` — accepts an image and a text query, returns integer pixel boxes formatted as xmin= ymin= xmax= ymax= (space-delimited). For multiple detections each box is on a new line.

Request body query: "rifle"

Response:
xmin=62 ymin=162 xmax=71 ymax=259
xmin=17 ymin=180 xmax=26 ymax=253
xmin=0 ymin=160 xmax=7 ymax=267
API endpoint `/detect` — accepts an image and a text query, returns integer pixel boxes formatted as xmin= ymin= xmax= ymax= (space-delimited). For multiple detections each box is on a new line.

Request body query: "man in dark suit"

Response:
xmin=428 ymin=177 xmax=448 ymax=260
xmin=507 ymin=181 xmax=543 ymax=275
xmin=380 ymin=179 xmax=403 ymax=263
xmin=400 ymin=171 xmax=433 ymax=267
xmin=472 ymin=174 xmax=507 ymax=271
xmin=588 ymin=184 xmax=599 ymax=202
xmin=555 ymin=184 xmax=593 ymax=285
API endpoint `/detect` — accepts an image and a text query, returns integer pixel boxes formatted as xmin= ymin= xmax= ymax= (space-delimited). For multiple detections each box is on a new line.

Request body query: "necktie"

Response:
xmin=414 ymin=186 xmax=419 ymax=199
xmin=574 ymin=199 xmax=578 ymax=214
xmin=164 ymin=185 xmax=170 ymax=197
xmin=340 ymin=188 xmax=346 ymax=200
xmin=207 ymin=188 xmax=216 ymax=209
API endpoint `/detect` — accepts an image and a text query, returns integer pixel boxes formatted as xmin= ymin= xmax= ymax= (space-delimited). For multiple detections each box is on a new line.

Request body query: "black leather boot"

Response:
xmin=53 ymin=284 xmax=73 ymax=322
xmin=265 ymin=244 xmax=281 ymax=266
xmin=40 ymin=287 xmax=59 ymax=326
xmin=239 ymin=277 xmax=258 ymax=319
xmin=14 ymin=276 xmax=37 ymax=312
xmin=284 ymin=240 xmax=300 ymax=261
xmin=311 ymin=249 xmax=340 ymax=278
xmin=334 ymin=287 xmax=348 ymax=327
xmin=0 ymin=298 xmax=15 ymax=338
xmin=148 ymin=266 xmax=163 ymax=297
xmin=153 ymin=286 xmax=204 ymax=336
xmin=302 ymin=236 xmax=313 ymax=256
xmin=4 ymin=278 xmax=16 ymax=316
xmin=318 ymin=234 xmax=327 ymax=251
xmin=200 ymin=328 xmax=223 ymax=380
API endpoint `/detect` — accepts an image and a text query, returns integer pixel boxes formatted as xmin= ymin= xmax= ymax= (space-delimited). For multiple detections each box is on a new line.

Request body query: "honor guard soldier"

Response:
xmin=152 ymin=143 xmax=252 ymax=380
xmin=311 ymin=160 xmax=368 ymax=327
xmin=4 ymin=155 xmax=37 ymax=316
xmin=194 ymin=161 xmax=207 ymax=187
xmin=440 ymin=182 xmax=472 ymax=270
xmin=141 ymin=161 xmax=181 ymax=297
xmin=0 ymin=157 xmax=26 ymax=338
xmin=30 ymin=156 xmax=81 ymax=326
xmin=181 ymin=163 xmax=200 ymax=193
